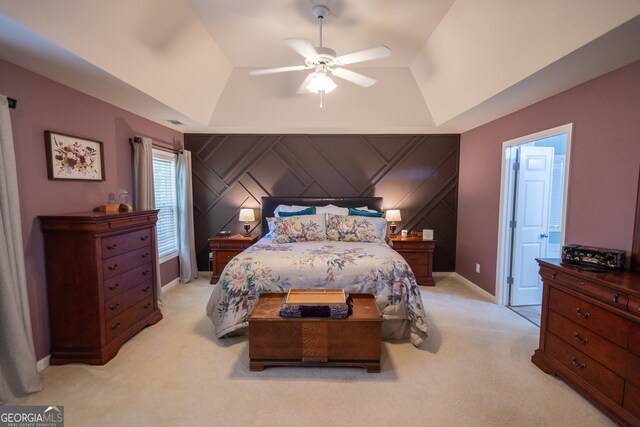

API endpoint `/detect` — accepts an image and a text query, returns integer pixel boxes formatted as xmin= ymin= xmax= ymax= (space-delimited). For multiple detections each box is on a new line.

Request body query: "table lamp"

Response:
xmin=385 ymin=209 xmax=401 ymax=236
xmin=239 ymin=208 xmax=255 ymax=236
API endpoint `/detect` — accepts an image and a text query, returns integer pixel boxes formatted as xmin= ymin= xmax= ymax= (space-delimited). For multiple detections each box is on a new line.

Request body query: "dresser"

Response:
xmin=388 ymin=236 xmax=436 ymax=286
xmin=40 ymin=210 xmax=163 ymax=365
xmin=533 ymin=259 xmax=640 ymax=426
xmin=208 ymin=234 xmax=259 ymax=283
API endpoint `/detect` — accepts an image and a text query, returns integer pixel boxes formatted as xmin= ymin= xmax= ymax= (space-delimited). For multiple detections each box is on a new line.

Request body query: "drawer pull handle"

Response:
xmin=575 ymin=308 xmax=591 ymax=319
xmin=142 ymin=286 xmax=151 ymax=293
xmin=108 ymin=283 xmax=119 ymax=291
xmin=110 ymin=322 xmax=121 ymax=330
xmin=140 ymin=235 xmax=149 ymax=241
xmin=577 ymin=281 xmax=584 ymax=287
xmin=143 ymin=303 xmax=151 ymax=309
xmin=571 ymin=356 xmax=586 ymax=369
xmin=106 ymin=243 xmax=118 ymax=250
xmin=573 ymin=333 xmax=589 ymax=345
xmin=141 ymin=253 xmax=149 ymax=258
xmin=552 ymin=271 xmax=557 ymax=279
xmin=107 ymin=263 xmax=118 ymax=271
xmin=142 ymin=270 xmax=150 ymax=276
xmin=110 ymin=303 xmax=120 ymax=311
xmin=613 ymin=293 xmax=619 ymax=303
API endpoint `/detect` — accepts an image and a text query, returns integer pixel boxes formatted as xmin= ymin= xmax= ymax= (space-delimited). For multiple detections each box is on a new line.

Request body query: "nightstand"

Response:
xmin=388 ymin=235 xmax=436 ymax=286
xmin=209 ymin=234 xmax=259 ymax=284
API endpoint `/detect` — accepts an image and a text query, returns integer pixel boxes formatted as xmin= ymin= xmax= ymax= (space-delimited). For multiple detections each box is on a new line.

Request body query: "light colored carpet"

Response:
xmin=18 ymin=276 xmax=614 ymax=427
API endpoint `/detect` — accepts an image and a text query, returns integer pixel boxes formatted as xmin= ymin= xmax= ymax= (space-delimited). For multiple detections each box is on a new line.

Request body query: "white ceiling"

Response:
xmin=0 ymin=0 xmax=639 ymax=134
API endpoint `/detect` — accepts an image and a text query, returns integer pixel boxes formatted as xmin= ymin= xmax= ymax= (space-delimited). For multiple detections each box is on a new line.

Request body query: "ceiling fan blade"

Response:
xmin=283 ymin=38 xmax=318 ymax=59
xmin=297 ymin=72 xmax=317 ymax=94
xmin=248 ymin=65 xmax=310 ymax=76
xmin=331 ymin=68 xmax=376 ymax=87
xmin=335 ymin=45 xmax=391 ymax=65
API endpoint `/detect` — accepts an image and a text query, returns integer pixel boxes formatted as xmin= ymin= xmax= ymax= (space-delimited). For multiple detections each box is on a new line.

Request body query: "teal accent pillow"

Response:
xmin=278 ymin=206 xmax=316 ymax=217
xmin=348 ymin=207 xmax=384 ymax=218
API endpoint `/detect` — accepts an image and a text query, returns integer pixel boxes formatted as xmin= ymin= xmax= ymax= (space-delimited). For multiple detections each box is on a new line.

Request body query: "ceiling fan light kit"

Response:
xmin=249 ymin=4 xmax=391 ymax=108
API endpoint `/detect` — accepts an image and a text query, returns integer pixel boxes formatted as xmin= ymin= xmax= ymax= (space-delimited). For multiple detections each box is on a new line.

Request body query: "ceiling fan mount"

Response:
xmin=312 ymin=4 xmax=329 ymax=20
xmin=248 ymin=4 xmax=391 ymax=107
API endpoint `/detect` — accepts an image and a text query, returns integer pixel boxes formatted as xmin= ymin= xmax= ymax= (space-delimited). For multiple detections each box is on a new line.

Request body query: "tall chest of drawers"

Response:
xmin=533 ymin=259 xmax=640 ymax=426
xmin=40 ymin=210 xmax=163 ymax=365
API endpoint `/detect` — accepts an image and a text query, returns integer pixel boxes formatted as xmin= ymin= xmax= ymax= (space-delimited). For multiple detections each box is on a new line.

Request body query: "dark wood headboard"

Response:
xmin=260 ymin=197 xmax=383 ymax=237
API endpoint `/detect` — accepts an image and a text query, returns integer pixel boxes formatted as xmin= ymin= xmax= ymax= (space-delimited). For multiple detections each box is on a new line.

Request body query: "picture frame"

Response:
xmin=44 ymin=131 xmax=105 ymax=181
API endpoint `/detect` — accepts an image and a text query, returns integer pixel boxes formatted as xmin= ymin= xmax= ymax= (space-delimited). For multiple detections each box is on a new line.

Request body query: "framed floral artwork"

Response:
xmin=44 ymin=131 xmax=105 ymax=181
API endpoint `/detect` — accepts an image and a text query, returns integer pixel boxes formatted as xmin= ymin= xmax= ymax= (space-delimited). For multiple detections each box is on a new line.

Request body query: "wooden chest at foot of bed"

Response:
xmin=248 ymin=292 xmax=382 ymax=373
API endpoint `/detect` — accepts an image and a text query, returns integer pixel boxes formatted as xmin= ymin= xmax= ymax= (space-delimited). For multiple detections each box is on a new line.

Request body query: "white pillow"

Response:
xmin=355 ymin=206 xmax=380 ymax=213
xmin=274 ymin=204 xmax=310 ymax=217
xmin=315 ymin=204 xmax=349 ymax=216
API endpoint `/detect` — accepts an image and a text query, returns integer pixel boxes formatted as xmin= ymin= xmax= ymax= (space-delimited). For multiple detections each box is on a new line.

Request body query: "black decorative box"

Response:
xmin=561 ymin=244 xmax=626 ymax=271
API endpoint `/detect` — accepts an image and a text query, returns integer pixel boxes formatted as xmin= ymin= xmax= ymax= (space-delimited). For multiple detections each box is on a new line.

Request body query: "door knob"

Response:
xmin=540 ymin=233 xmax=549 ymax=238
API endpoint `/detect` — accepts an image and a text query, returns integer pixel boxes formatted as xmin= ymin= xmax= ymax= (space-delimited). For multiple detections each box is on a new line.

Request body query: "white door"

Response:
xmin=510 ymin=146 xmax=554 ymax=306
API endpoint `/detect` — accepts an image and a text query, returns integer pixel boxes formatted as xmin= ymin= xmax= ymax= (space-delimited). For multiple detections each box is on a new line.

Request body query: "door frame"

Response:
xmin=495 ymin=123 xmax=573 ymax=306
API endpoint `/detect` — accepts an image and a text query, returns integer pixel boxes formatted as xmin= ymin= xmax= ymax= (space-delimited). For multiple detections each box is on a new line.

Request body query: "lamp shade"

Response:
xmin=306 ymin=71 xmax=337 ymax=94
xmin=239 ymin=208 xmax=255 ymax=222
xmin=385 ymin=209 xmax=401 ymax=222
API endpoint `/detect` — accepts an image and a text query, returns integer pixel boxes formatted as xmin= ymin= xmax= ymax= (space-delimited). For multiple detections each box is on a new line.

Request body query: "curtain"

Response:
xmin=176 ymin=150 xmax=198 ymax=282
xmin=132 ymin=136 xmax=163 ymax=305
xmin=0 ymin=94 xmax=42 ymax=403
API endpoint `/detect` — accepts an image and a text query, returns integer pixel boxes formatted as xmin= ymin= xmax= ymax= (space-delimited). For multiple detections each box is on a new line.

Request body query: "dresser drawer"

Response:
xmin=102 ymin=246 xmax=152 ymax=279
xmin=624 ymin=382 xmax=640 ymax=419
xmin=629 ymin=296 xmax=640 ymax=319
xmin=214 ymin=250 xmax=241 ymax=264
xmin=103 ymin=263 xmax=153 ymax=299
xmin=392 ymin=241 xmax=432 ymax=251
xmin=105 ymin=295 xmax=155 ymax=343
xmin=545 ymin=333 xmax=624 ymax=404
xmin=549 ymin=287 xmax=629 ymax=347
xmin=627 ymin=352 xmax=640 ymax=387
xmin=630 ymin=323 xmax=640 ymax=356
xmin=547 ymin=310 xmax=627 ymax=376
xmin=105 ymin=279 xmax=153 ymax=320
xmin=541 ymin=266 xmax=628 ymax=310
xmin=96 ymin=213 xmax=155 ymax=232
xmin=102 ymin=229 xmax=152 ymax=258
xmin=400 ymin=252 xmax=427 ymax=265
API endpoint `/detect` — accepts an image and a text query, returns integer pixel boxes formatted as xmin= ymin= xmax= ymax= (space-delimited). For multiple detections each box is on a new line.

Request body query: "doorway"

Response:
xmin=496 ymin=124 xmax=572 ymax=324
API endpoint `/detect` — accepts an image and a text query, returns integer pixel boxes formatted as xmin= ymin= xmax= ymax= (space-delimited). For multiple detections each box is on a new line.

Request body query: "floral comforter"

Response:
xmin=206 ymin=237 xmax=428 ymax=346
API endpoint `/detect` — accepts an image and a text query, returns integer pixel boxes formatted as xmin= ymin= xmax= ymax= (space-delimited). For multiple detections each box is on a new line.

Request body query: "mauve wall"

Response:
xmin=457 ymin=60 xmax=640 ymax=295
xmin=0 ymin=59 xmax=183 ymax=361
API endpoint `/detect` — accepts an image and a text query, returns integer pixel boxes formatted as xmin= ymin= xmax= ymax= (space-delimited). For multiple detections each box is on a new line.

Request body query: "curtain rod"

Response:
xmin=129 ymin=137 xmax=183 ymax=154
xmin=8 ymin=97 xmax=17 ymax=109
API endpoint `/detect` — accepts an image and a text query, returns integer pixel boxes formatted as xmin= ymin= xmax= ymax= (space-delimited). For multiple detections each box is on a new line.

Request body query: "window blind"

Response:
xmin=152 ymin=151 xmax=178 ymax=259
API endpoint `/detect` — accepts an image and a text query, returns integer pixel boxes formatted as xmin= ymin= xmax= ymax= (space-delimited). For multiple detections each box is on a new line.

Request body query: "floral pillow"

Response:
xmin=267 ymin=214 xmax=327 ymax=243
xmin=326 ymin=214 xmax=387 ymax=242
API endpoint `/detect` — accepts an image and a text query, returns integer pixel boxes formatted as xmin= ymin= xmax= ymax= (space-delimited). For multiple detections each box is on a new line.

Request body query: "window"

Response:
xmin=152 ymin=149 xmax=178 ymax=262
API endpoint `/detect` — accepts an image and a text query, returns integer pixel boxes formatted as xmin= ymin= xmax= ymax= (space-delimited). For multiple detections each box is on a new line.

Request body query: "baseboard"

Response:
xmin=161 ymin=277 xmax=180 ymax=292
xmin=454 ymin=273 xmax=497 ymax=303
xmin=37 ymin=355 xmax=50 ymax=372
xmin=432 ymin=272 xmax=456 ymax=278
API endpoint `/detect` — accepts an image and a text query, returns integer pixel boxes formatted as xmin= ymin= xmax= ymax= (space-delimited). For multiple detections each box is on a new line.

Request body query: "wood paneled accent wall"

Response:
xmin=185 ymin=134 xmax=460 ymax=272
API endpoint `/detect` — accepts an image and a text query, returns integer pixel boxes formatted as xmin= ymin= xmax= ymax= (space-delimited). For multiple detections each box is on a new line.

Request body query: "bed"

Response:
xmin=205 ymin=197 xmax=428 ymax=346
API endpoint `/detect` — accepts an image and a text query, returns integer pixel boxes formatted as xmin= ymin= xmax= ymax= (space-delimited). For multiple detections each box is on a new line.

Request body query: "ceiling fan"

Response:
xmin=248 ymin=4 xmax=391 ymax=107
